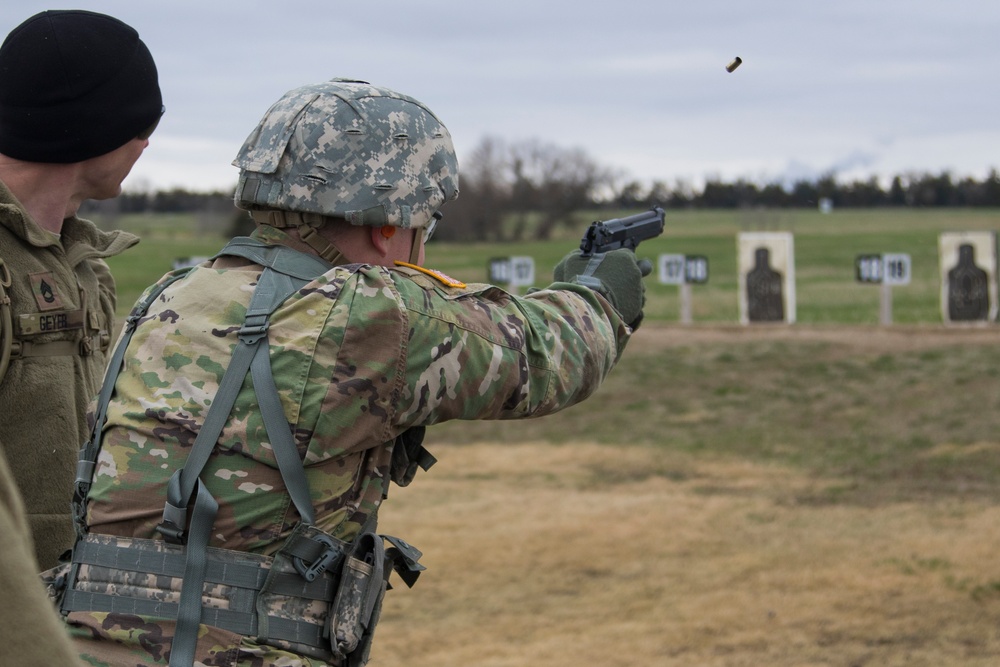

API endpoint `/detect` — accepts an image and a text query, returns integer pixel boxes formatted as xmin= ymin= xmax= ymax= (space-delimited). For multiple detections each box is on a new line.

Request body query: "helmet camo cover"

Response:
xmin=233 ymin=78 xmax=459 ymax=230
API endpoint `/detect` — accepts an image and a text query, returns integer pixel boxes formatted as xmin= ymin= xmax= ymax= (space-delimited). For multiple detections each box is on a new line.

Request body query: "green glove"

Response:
xmin=553 ymin=249 xmax=650 ymax=329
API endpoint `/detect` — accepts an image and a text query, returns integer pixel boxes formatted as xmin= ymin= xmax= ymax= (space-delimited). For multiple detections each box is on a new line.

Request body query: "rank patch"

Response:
xmin=394 ymin=261 xmax=467 ymax=288
xmin=28 ymin=271 xmax=65 ymax=311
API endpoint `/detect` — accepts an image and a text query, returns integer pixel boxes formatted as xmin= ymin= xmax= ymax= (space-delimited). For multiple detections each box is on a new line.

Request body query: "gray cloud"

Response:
xmin=1 ymin=0 xmax=996 ymax=191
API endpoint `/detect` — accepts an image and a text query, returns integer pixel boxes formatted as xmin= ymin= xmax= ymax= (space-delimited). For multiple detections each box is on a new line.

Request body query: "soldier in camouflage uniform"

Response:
xmin=0 ymin=9 xmax=161 ymax=569
xmin=57 ymin=78 xmax=648 ymax=667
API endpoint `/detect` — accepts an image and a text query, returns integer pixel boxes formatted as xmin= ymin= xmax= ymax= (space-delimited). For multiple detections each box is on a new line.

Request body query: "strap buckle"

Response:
xmin=238 ymin=320 xmax=269 ymax=345
xmin=123 ymin=309 xmax=144 ymax=334
xmin=156 ymin=520 xmax=186 ymax=545
xmin=293 ymin=533 xmax=340 ymax=582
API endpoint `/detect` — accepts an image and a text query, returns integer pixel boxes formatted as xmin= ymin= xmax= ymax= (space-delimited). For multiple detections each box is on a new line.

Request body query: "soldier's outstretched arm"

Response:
xmin=392 ymin=263 xmax=639 ymax=426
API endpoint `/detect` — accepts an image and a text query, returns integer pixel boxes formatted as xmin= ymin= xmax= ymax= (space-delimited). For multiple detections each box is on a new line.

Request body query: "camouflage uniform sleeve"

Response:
xmin=392 ymin=268 xmax=630 ymax=426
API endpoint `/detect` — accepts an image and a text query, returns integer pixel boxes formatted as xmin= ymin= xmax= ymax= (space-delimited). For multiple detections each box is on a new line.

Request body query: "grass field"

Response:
xmin=102 ymin=207 xmax=1000 ymax=325
xmin=372 ymin=324 xmax=1000 ymax=666
xmin=96 ymin=209 xmax=1000 ymax=664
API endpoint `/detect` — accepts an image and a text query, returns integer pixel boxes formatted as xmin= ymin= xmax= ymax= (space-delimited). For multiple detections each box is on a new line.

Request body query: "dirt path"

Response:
xmin=629 ymin=322 xmax=1000 ymax=354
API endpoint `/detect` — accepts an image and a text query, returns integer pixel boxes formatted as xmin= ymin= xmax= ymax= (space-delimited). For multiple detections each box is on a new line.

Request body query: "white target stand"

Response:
xmin=856 ymin=253 xmax=911 ymax=325
xmin=658 ymin=254 xmax=709 ymax=324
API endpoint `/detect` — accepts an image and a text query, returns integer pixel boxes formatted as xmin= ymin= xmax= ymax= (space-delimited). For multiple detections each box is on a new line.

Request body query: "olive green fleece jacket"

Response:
xmin=0 ymin=447 xmax=84 ymax=665
xmin=0 ymin=180 xmax=138 ymax=569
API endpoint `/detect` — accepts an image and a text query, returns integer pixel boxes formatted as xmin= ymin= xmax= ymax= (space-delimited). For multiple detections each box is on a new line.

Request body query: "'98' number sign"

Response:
xmin=855 ymin=253 xmax=911 ymax=285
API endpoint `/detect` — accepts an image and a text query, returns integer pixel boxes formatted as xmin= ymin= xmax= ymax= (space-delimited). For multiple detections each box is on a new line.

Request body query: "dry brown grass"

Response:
xmin=368 ymin=324 xmax=1000 ymax=665
xmin=373 ymin=442 xmax=1000 ymax=666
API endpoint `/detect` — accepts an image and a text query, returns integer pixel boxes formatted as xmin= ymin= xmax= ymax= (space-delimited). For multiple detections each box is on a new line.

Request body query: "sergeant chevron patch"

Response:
xmin=394 ymin=261 xmax=467 ymax=288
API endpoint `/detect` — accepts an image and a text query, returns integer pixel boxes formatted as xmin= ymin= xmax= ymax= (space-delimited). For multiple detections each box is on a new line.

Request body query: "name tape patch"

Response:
xmin=18 ymin=309 xmax=85 ymax=335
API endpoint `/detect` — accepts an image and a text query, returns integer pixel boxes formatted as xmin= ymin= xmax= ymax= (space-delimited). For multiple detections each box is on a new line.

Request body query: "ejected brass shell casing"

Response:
xmin=726 ymin=57 xmax=742 ymax=73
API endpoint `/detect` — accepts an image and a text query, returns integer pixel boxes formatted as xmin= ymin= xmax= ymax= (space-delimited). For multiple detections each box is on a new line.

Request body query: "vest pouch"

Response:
xmin=389 ymin=426 xmax=436 ymax=487
xmin=329 ymin=532 xmax=388 ymax=666
xmin=40 ymin=561 xmax=70 ymax=606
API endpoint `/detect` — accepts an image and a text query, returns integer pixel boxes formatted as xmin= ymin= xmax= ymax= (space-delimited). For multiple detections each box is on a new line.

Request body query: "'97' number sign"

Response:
xmin=659 ymin=254 xmax=709 ymax=285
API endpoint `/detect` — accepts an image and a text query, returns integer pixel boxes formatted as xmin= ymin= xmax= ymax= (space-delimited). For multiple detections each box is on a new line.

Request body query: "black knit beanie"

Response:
xmin=0 ymin=9 xmax=163 ymax=163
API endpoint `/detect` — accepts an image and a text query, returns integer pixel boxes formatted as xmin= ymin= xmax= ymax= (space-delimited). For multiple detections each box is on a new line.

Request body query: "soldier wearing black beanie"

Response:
xmin=0 ymin=10 xmax=158 ymax=605
xmin=0 ymin=9 xmax=163 ymax=163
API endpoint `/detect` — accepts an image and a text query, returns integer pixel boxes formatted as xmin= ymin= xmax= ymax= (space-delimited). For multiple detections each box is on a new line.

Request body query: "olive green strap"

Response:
xmin=73 ymin=271 xmax=191 ymax=533
xmin=169 ymin=480 xmax=217 ymax=667
xmin=160 ymin=242 xmax=332 ymax=663
xmin=0 ymin=258 xmax=11 ymax=383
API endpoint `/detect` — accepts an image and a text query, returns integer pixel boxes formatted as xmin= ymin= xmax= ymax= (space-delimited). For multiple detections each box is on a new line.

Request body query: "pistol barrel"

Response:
xmin=580 ymin=207 xmax=665 ymax=256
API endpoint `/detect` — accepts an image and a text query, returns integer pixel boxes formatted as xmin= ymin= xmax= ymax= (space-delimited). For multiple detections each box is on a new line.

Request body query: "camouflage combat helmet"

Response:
xmin=233 ymin=78 xmax=459 ymax=261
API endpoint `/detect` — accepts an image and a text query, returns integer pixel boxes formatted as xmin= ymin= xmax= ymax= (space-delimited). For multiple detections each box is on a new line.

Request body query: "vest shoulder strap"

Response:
xmin=73 ymin=269 xmax=192 ymax=528
xmin=217 ymin=236 xmax=334 ymax=279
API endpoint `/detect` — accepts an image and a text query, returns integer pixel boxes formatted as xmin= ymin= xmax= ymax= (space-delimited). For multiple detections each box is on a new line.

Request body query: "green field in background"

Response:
xmin=102 ymin=207 xmax=1000 ymax=324
xmin=96 ymin=208 xmax=1000 ymax=507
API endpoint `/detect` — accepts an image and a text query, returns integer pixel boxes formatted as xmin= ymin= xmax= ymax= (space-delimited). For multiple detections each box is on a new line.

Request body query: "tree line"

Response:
xmin=84 ymin=136 xmax=1000 ymax=243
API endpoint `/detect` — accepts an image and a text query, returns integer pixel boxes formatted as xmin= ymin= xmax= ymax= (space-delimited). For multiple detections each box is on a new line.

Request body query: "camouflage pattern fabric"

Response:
xmin=67 ymin=224 xmax=631 ymax=665
xmin=65 ymin=531 xmax=342 ymax=666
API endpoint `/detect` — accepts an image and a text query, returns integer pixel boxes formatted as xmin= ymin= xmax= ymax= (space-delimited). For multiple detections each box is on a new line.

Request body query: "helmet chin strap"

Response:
xmin=248 ymin=208 xmax=427 ymax=266
xmin=408 ymin=229 xmax=422 ymax=265
xmin=249 ymin=210 xmax=344 ymax=265
xmin=298 ymin=225 xmax=345 ymax=265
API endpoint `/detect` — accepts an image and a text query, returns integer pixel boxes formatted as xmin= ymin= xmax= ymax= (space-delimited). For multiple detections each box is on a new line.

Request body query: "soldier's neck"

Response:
xmin=0 ymin=158 xmax=82 ymax=235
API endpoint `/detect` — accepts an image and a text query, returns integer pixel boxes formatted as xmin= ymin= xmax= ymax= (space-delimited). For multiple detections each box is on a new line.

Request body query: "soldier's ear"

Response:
xmin=370 ymin=226 xmax=391 ymax=256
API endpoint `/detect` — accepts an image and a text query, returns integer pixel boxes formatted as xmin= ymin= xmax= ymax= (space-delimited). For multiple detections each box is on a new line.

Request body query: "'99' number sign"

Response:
xmin=855 ymin=253 xmax=911 ymax=285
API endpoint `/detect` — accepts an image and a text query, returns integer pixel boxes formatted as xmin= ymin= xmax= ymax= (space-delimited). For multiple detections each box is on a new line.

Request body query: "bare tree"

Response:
xmin=505 ymin=139 xmax=612 ymax=241
xmin=441 ymin=136 xmax=611 ymax=242
xmin=437 ymin=136 xmax=511 ymax=242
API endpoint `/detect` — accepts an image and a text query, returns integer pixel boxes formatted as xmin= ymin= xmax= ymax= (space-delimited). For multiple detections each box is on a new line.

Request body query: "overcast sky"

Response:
xmin=2 ymin=1 xmax=997 ymax=193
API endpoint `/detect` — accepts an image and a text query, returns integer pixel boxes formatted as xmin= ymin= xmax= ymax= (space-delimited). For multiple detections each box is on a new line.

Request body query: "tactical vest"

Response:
xmin=56 ymin=238 xmax=434 ymax=667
